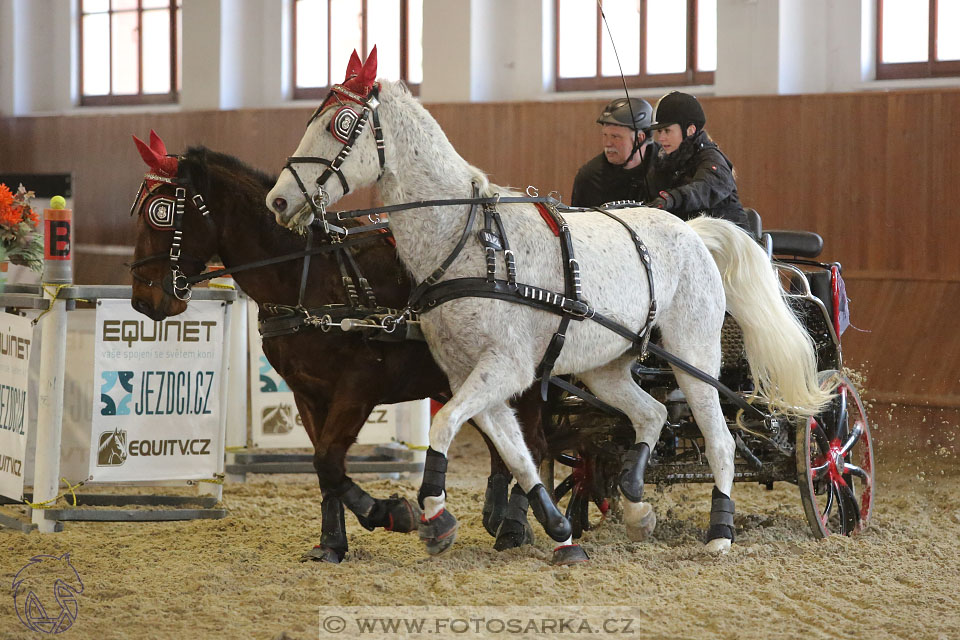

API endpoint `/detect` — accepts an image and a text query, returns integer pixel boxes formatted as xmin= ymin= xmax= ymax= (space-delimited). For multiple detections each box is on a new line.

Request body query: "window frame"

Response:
xmin=292 ymin=0 xmax=421 ymax=101
xmin=79 ymin=0 xmax=180 ymax=107
xmin=876 ymin=0 xmax=960 ymax=80
xmin=554 ymin=0 xmax=714 ymax=92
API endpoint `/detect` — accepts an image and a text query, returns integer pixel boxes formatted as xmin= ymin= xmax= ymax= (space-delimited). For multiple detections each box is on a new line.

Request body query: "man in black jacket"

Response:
xmin=647 ymin=91 xmax=748 ymax=228
xmin=570 ymin=97 xmax=658 ymax=207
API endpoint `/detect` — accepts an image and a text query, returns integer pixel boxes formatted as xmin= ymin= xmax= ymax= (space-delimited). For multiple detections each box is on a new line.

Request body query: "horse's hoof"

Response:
xmin=493 ymin=518 xmax=535 ymax=551
xmin=383 ymin=495 xmax=421 ymax=533
xmin=704 ymin=538 xmax=732 ymax=555
xmin=624 ymin=501 xmax=657 ymax=542
xmin=300 ymin=545 xmax=344 ymax=563
xmin=418 ymin=509 xmax=459 ymax=555
xmin=551 ymin=544 xmax=589 ymax=566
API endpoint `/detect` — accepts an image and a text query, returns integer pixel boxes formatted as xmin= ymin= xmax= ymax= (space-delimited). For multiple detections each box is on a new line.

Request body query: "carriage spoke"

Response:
xmin=835 ymin=479 xmax=861 ymax=534
xmin=819 ymin=482 xmax=835 ymax=525
xmin=842 ymin=462 xmax=870 ymax=483
xmin=835 ymin=385 xmax=849 ymax=442
xmin=839 ymin=421 xmax=864 ymax=457
xmin=810 ymin=420 xmax=830 ymax=454
xmin=810 ymin=460 xmax=830 ymax=481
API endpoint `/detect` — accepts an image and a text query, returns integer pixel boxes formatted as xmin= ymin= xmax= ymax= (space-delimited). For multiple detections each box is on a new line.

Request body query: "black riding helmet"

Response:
xmin=650 ymin=91 xmax=706 ymax=135
xmin=596 ymin=97 xmax=654 ymax=133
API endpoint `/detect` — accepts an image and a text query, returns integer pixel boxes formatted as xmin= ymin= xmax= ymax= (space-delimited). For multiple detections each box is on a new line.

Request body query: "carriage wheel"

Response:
xmin=553 ymin=453 xmax=610 ymax=539
xmin=797 ymin=371 xmax=875 ymax=538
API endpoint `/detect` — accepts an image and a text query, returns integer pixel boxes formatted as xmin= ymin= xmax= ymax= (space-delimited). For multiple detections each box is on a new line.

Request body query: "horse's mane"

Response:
xmin=378 ymin=80 xmax=518 ymax=200
xmin=177 ymin=145 xmax=373 ymax=244
xmin=180 ymin=146 xmax=277 ymax=191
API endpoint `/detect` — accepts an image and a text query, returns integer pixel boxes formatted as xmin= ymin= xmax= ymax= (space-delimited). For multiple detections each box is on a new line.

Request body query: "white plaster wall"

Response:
xmin=714 ymin=0 xmax=780 ymax=96
xmin=778 ymin=0 xmax=863 ymax=94
xmin=9 ymin=0 xmax=71 ymax=114
xmin=220 ymin=0 xmax=287 ymax=108
xmin=469 ymin=0 xmax=545 ymax=101
xmin=180 ymin=0 xmax=222 ymax=110
xmin=420 ymin=0 xmax=471 ymax=102
xmin=779 ymin=0 xmax=819 ymax=94
xmin=0 ymin=0 xmax=14 ymax=116
xmin=824 ymin=0 xmax=864 ymax=91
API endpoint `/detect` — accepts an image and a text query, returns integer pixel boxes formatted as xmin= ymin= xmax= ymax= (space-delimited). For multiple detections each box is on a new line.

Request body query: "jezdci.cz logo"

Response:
xmin=100 ymin=369 xmax=216 ymax=417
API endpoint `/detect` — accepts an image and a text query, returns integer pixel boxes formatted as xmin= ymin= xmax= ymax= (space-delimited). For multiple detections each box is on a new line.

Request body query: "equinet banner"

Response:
xmin=88 ymin=299 xmax=225 ymax=482
xmin=0 ymin=313 xmax=32 ymax=501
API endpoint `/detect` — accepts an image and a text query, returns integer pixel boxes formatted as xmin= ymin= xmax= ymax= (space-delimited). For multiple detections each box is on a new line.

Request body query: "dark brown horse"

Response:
xmin=128 ymin=137 xmax=546 ymax=562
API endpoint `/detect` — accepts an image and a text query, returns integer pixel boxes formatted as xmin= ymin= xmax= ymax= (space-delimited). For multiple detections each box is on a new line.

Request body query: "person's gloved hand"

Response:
xmin=649 ymin=191 xmax=675 ymax=210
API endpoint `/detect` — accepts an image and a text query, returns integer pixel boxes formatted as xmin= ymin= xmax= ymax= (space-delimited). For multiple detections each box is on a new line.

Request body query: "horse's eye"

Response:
xmin=330 ymin=105 xmax=360 ymax=143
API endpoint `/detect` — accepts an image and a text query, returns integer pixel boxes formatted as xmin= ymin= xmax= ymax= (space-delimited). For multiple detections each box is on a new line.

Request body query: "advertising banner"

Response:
xmin=246 ymin=301 xmax=424 ymax=449
xmin=0 ymin=313 xmax=33 ymax=501
xmin=88 ymin=299 xmax=225 ymax=482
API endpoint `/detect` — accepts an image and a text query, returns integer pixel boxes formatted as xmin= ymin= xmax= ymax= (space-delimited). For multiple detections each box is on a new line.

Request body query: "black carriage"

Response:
xmin=543 ymin=214 xmax=875 ymax=541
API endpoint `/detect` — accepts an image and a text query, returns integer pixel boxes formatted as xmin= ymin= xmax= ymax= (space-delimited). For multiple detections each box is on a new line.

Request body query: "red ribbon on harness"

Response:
xmin=535 ymin=202 xmax=560 ymax=237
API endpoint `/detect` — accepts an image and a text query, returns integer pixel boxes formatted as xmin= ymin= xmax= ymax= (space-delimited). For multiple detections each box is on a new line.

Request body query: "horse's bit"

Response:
xmin=282 ymin=82 xmax=387 ymax=239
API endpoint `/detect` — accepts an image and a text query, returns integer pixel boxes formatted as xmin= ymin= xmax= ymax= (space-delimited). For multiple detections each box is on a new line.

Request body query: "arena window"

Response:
xmin=293 ymin=0 xmax=422 ymax=100
xmin=877 ymin=0 xmax=960 ymax=80
xmin=80 ymin=0 xmax=181 ymax=107
xmin=555 ymin=0 xmax=716 ymax=92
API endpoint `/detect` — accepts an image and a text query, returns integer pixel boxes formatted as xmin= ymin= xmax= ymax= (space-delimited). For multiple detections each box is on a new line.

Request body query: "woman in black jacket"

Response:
xmin=647 ymin=91 xmax=749 ymax=229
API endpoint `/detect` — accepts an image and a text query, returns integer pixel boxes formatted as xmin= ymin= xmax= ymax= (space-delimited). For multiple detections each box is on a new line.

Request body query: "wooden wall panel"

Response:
xmin=2 ymin=88 xmax=958 ymax=406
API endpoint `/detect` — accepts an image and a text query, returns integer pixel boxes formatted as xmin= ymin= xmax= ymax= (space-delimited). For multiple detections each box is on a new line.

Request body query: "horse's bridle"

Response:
xmin=128 ymin=170 xmax=216 ymax=302
xmin=128 ymin=157 xmax=391 ymax=314
xmin=281 ymin=82 xmax=387 ymax=238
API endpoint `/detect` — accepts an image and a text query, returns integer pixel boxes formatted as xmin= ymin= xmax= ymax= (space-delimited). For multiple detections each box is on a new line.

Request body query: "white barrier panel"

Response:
xmin=88 ymin=299 xmax=226 ymax=482
xmin=59 ymin=310 xmax=96 ymax=481
xmin=0 ymin=314 xmax=33 ymax=501
xmin=246 ymin=300 xmax=429 ymax=450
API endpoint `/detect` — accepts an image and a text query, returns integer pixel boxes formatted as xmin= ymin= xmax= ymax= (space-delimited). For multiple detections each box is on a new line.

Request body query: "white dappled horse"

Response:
xmin=266 ymin=51 xmax=831 ymax=560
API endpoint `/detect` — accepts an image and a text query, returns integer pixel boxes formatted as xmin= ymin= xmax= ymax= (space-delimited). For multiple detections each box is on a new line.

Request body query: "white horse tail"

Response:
xmin=687 ymin=216 xmax=832 ymax=417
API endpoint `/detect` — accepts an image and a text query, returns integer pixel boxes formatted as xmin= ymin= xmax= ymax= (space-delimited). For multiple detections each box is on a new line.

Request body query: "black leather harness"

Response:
xmin=398 ymin=193 xmax=659 ymax=402
xmin=332 ymin=193 xmax=767 ymax=423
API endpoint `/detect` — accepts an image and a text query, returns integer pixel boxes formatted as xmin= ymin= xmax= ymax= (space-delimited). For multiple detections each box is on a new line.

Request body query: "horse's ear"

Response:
xmin=360 ymin=45 xmax=378 ymax=88
xmin=133 ymin=134 xmax=178 ymax=176
xmin=133 ymin=135 xmax=162 ymax=171
xmin=149 ymin=130 xmax=167 ymax=157
xmin=344 ymin=49 xmax=363 ymax=80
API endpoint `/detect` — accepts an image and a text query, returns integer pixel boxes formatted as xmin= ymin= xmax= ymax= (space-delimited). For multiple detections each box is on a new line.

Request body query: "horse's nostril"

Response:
xmin=273 ymin=197 xmax=288 ymax=214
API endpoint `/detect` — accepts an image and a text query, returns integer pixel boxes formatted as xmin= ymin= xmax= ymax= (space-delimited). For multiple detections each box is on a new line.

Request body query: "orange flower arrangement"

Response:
xmin=0 ymin=183 xmax=44 ymax=272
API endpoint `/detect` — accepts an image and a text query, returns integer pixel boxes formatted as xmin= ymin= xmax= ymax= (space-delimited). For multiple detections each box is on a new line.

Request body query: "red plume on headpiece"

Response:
xmin=328 ymin=46 xmax=379 ymax=106
xmin=132 ymin=129 xmax=178 ymax=177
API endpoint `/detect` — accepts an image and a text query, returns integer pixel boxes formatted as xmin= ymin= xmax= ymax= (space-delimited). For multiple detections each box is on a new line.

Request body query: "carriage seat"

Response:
xmin=766 ymin=230 xmax=823 ymax=258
